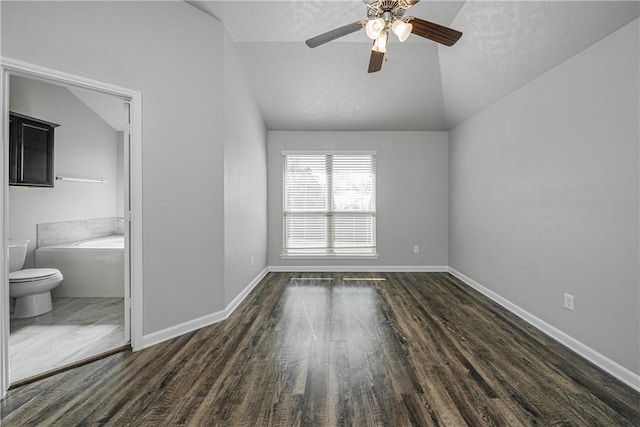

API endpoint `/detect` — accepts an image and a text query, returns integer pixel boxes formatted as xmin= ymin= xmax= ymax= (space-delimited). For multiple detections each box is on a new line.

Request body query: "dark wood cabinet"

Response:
xmin=9 ymin=112 xmax=58 ymax=187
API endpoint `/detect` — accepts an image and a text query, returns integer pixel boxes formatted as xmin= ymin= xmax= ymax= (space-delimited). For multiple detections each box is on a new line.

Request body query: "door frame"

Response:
xmin=0 ymin=57 xmax=144 ymax=398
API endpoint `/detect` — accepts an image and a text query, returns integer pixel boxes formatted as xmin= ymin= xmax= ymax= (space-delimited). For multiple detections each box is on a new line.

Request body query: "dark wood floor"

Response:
xmin=1 ymin=272 xmax=638 ymax=426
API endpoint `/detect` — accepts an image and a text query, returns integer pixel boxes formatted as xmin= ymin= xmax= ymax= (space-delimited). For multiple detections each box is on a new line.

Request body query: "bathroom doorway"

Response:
xmin=0 ymin=59 xmax=143 ymax=395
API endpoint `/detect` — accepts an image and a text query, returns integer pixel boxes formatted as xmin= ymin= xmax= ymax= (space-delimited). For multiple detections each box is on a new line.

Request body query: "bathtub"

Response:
xmin=35 ymin=235 xmax=124 ymax=298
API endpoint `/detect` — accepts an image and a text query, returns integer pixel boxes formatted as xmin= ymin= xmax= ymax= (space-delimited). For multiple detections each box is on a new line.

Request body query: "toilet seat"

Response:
xmin=10 ymin=268 xmax=61 ymax=282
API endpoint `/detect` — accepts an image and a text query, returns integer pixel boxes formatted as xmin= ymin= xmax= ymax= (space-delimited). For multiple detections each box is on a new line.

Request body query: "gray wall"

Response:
xmin=9 ymin=76 xmax=119 ymax=267
xmin=2 ymin=1 xmax=226 ymax=334
xmin=268 ymin=131 xmax=449 ymax=268
xmin=449 ymin=19 xmax=639 ymax=375
xmin=223 ymin=30 xmax=268 ymax=304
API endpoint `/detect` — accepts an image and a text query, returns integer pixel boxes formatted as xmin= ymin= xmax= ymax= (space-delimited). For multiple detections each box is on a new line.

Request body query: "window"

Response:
xmin=282 ymin=152 xmax=376 ymax=257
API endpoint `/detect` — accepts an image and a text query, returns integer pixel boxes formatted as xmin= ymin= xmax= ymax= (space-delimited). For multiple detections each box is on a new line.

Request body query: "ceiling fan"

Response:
xmin=305 ymin=0 xmax=462 ymax=73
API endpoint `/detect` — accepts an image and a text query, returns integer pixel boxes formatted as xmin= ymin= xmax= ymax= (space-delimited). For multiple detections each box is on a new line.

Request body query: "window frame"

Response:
xmin=281 ymin=150 xmax=378 ymax=259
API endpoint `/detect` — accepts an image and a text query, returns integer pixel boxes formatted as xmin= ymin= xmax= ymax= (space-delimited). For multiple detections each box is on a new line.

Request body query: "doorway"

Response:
xmin=0 ymin=59 xmax=143 ymax=397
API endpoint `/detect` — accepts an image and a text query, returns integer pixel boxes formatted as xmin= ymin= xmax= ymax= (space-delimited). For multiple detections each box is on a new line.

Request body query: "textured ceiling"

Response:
xmin=189 ymin=1 xmax=640 ymax=131
xmin=441 ymin=1 xmax=640 ymax=126
xmin=237 ymin=41 xmax=447 ymax=131
xmin=197 ymin=0 xmax=464 ymax=43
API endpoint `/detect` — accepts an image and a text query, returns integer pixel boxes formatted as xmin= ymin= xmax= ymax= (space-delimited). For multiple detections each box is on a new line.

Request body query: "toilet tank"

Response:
xmin=8 ymin=239 xmax=29 ymax=272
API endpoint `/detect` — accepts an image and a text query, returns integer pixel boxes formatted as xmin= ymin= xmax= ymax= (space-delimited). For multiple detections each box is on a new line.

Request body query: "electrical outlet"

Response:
xmin=564 ymin=293 xmax=574 ymax=311
xmin=413 ymin=245 xmax=419 ymax=254
xmin=250 ymin=256 xmax=254 ymax=266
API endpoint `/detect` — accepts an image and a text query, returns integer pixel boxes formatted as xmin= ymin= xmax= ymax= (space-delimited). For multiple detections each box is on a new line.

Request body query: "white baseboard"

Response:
xmin=225 ymin=267 xmax=269 ymax=315
xmin=141 ymin=267 xmax=269 ymax=349
xmin=448 ymin=267 xmax=640 ymax=392
xmin=141 ymin=308 xmax=226 ymax=349
xmin=268 ymin=265 xmax=448 ymax=273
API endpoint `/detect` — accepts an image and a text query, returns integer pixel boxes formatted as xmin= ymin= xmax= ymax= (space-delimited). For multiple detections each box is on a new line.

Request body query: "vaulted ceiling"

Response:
xmin=188 ymin=1 xmax=639 ymax=131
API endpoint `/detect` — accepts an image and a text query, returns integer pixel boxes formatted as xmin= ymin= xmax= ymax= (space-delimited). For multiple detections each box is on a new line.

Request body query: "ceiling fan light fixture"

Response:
xmin=372 ymin=32 xmax=388 ymax=53
xmin=392 ymin=19 xmax=412 ymax=42
xmin=365 ymin=17 xmax=386 ymax=40
xmin=304 ymin=0 xmax=463 ymax=73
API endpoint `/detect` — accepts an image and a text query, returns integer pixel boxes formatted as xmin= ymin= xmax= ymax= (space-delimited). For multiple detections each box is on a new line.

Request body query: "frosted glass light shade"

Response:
xmin=392 ymin=20 xmax=412 ymax=42
xmin=372 ymin=32 xmax=388 ymax=53
xmin=366 ymin=18 xmax=386 ymax=40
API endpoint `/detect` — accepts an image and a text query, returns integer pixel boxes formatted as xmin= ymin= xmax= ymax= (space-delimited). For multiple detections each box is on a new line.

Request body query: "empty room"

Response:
xmin=0 ymin=1 xmax=638 ymax=425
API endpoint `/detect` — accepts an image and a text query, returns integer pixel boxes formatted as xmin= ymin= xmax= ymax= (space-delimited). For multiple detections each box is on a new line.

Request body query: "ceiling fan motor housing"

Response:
xmin=367 ymin=0 xmax=412 ymax=22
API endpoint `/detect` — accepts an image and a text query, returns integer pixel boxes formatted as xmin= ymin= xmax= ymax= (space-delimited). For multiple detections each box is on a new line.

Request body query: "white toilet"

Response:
xmin=8 ymin=239 xmax=63 ymax=318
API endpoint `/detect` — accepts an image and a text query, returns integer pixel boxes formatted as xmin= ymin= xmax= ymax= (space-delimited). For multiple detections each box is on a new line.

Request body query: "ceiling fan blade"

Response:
xmin=305 ymin=21 xmax=366 ymax=48
xmin=368 ymin=50 xmax=384 ymax=73
xmin=406 ymin=17 xmax=462 ymax=46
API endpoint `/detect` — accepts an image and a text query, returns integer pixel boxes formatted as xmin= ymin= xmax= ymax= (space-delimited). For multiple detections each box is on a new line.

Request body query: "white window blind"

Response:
xmin=283 ymin=153 xmax=376 ymax=256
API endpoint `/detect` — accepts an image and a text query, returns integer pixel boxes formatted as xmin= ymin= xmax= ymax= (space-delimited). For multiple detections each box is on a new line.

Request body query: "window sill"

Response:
xmin=280 ymin=254 xmax=379 ymax=260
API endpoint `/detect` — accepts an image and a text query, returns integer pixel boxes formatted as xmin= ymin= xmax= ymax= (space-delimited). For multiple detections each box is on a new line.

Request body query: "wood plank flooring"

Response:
xmin=9 ymin=297 xmax=126 ymax=383
xmin=1 ymin=272 xmax=638 ymax=425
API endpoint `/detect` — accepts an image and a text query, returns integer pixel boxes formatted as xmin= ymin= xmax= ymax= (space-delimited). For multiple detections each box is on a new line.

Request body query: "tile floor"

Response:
xmin=9 ymin=297 xmax=126 ymax=383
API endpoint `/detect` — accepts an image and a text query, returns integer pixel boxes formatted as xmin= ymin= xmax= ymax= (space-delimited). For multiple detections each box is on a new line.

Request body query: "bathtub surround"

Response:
xmin=37 ymin=218 xmax=124 ymax=249
xmin=37 ymin=236 xmax=125 ymax=298
xmin=36 ymin=219 xmax=126 ymax=299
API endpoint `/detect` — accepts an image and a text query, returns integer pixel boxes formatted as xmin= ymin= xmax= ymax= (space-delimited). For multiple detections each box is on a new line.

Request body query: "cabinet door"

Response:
xmin=9 ymin=114 xmax=56 ymax=187
xmin=18 ymin=119 xmax=54 ymax=186
xmin=8 ymin=115 xmax=17 ymax=184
